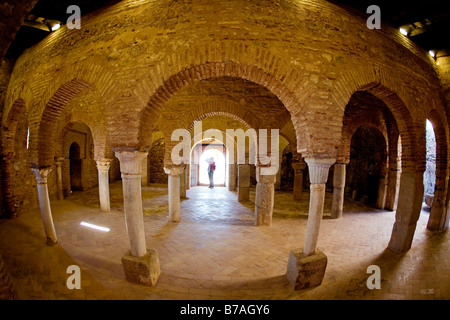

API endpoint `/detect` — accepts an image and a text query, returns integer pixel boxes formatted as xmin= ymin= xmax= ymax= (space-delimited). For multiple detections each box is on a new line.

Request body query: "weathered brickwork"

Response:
xmin=0 ymin=0 xmax=38 ymax=59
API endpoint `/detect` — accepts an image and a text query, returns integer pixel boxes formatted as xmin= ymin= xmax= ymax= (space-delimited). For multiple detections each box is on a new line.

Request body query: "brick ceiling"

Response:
xmin=4 ymin=0 xmax=449 ymax=59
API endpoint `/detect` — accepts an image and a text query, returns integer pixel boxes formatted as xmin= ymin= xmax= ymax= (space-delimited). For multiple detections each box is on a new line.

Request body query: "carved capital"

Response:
xmin=164 ymin=164 xmax=185 ymax=176
xmin=305 ymin=158 xmax=335 ymax=184
xmin=54 ymin=156 xmax=65 ymax=167
xmin=292 ymin=162 xmax=307 ymax=172
xmin=115 ymin=150 xmax=148 ymax=175
xmin=96 ymin=159 xmax=112 ymax=172
xmin=32 ymin=167 xmax=52 ymax=184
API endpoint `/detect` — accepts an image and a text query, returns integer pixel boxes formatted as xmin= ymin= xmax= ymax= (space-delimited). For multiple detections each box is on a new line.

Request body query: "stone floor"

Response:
xmin=0 ymin=181 xmax=448 ymax=300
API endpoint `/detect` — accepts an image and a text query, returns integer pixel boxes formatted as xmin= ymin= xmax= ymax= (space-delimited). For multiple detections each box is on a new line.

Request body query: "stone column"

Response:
xmin=385 ymin=167 xmax=400 ymax=211
xmin=376 ymin=162 xmax=388 ymax=209
xmin=141 ymin=155 xmax=149 ymax=186
xmin=228 ymin=163 xmax=237 ymax=191
xmin=388 ymin=170 xmax=424 ymax=253
xmin=427 ymin=189 xmax=447 ymax=231
xmin=286 ymin=158 xmax=334 ymax=290
xmin=96 ymin=159 xmax=111 ymax=212
xmin=54 ymin=157 xmax=65 ymax=200
xmin=115 ymin=149 xmax=160 ymax=286
xmin=180 ymin=168 xmax=186 ymax=198
xmin=292 ymin=161 xmax=306 ymax=201
xmin=238 ymin=164 xmax=250 ymax=202
xmin=331 ymin=163 xmax=346 ymax=219
xmin=32 ymin=167 xmax=58 ymax=246
xmin=165 ymin=165 xmax=184 ymax=222
xmin=255 ymin=166 xmax=276 ymax=226
xmin=185 ymin=164 xmax=190 ymax=190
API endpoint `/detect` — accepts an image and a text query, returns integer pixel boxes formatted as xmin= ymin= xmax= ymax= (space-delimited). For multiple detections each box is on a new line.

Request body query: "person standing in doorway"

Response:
xmin=207 ymin=157 xmax=216 ymax=188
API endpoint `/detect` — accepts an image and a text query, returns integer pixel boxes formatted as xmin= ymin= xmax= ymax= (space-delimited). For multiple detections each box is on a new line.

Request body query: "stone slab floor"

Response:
xmin=0 ymin=181 xmax=448 ymax=300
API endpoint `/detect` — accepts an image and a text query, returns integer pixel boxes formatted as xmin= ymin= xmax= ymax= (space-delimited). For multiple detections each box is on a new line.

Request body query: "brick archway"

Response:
xmin=31 ymin=79 xmax=93 ymax=167
xmin=138 ymin=62 xmax=311 ymax=156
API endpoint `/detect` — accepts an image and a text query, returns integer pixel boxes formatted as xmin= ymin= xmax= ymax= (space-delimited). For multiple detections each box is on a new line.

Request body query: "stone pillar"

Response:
xmin=54 ymin=157 xmax=65 ymax=201
xmin=185 ymin=164 xmax=190 ymax=190
xmin=141 ymin=155 xmax=149 ymax=186
xmin=115 ymin=149 xmax=160 ymax=286
xmin=331 ymin=163 xmax=346 ymax=219
xmin=32 ymin=167 xmax=58 ymax=246
xmin=376 ymin=163 xmax=388 ymax=209
xmin=388 ymin=170 xmax=424 ymax=253
xmin=228 ymin=163 xmax=237 ymax=191
xmin=96 ymin=159 xmax=111 ymax=212
xmin=385 ymin=167 xmax=400 ymax=211
xmin=180 ymin=168 xmax=186 ymax=198
xmin=255 ymin=166 xmax=276 ymax=226
xmin=286 ymin=158 xmax=334 ymax=290
xmin=427 ymin=189 xmax=447 ymax=231
xmin=238 ymin=164 xmax=250 ymax=202
xmin=303 ymin=158 xmax=334 ymax=255
xmin=165 ymin=165 xmax=184 ymax=222
xmin=292 ymin=161 xmax=306 ymax=201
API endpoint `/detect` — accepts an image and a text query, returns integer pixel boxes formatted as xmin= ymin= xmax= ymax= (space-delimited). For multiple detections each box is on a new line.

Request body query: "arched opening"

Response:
xmin=423 ymin=112 xmax=449 ymax=232
xmin=69 ymin=142 xmax=82 ymax=191
xmin=198 ymin=148 xmax=226 ymax=187
xmin=190 ymin=138 xmax=227 ymax=188
xmin=348 ymin=125 xmax=387 ymax=206
xmin=424 ymin=119 xmax=436 ymax=207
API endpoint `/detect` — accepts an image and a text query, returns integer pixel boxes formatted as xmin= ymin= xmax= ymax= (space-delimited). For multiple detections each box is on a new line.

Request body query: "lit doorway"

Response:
xmin=191 ymin=141 xmax=227 ymax=187
xmin=199 ymin=148 xmax=226 ymax=186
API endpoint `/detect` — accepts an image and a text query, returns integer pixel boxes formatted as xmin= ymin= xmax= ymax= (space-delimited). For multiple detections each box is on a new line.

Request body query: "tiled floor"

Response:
xmin=0 ymin=181 xmax=448 ymax=300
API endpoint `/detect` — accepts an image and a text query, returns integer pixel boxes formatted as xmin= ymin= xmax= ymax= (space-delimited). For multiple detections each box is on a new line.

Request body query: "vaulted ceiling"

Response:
xmin=329 ymin=0 xmax=450 ymax=57
xmin=4 ymin=0 xmax=449 ymax=59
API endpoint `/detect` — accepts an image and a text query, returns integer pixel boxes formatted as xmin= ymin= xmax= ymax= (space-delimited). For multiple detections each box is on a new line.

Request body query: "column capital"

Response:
xmin=304 ymin=158 xmax=335 ymax=184
xmin=32 ymin=166 xmax=52 ymax=184
xmin=292 ymin=162 xmax=307 ymax=172
xmin=54 ymin=156 xmax=65 ymax=162
xmin=164 ymin=164 xmax=185 ymax=176
xmin=115 ymin=149 xmax=148 ymax=175
xmin=96 ymin=159 xmax=112 ymax=172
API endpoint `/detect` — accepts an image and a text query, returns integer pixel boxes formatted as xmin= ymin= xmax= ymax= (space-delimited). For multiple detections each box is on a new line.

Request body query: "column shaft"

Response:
xmin=115 ymin=150 xmax=148 ymax=257
xmin=388 ymin=171 xmax=424 ymax=253
xmin=331 ymin=163 xmax=346 ymax=219
xmin=169 ymin=174 xmax=181 ymax=221
xmin=303 ymin=158 xmax=334 ymax=256
xmin=165 ymin=165 xmax=184 ymax=222
xmin=255 ymin=167 xmax=275 ymax=226
xmin=54 ymin=157 xmax=64 ymax=200
xmin=32 ymin=167 xmax=58 ymax=245
xmin=97 ymin=159 xmax=111 ymax=212
xmin=238 ymin=164 xmax=250 ymax=201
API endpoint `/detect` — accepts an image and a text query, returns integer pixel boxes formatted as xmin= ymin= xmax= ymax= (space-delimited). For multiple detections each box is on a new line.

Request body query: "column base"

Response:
xmin=46 ymin=237 xmax=58 ymax=246
xmin=286 ymin=248 xmax=327 ymax=290
xmin=388 ymin=222 xmax=416 ymax=253
xmin=121 ymin=249 xmax=161 ymax=286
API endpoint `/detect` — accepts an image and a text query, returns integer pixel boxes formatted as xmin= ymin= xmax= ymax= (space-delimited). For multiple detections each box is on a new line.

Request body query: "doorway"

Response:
xmin=69 ymin=142 xmax=82 ymax=191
